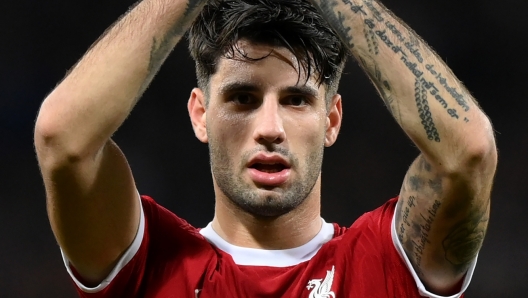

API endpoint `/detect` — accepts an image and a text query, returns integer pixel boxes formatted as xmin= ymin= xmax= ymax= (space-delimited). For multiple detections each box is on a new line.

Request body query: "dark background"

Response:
xmin=1 ymin=0 xmax=526 ymax=297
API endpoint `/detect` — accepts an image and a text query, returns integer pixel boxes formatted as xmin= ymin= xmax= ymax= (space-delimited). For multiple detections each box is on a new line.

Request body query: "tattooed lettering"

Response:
xmin=356 ymin=3 xmax=471 ymax=122
xmin=415 ymin=78 xmax=441 ymax=142
xmin=426 ymin=64 xmax=470 ymax=112
xmin=341 ymin=0 xmax=368 ymax=15
xmin=375 ymin=30 xmax=405 ymax=55
xmin=375 ymin=30 xmax=393 ymax=48
xmin=420 ymin=79 xmax=446 ymax=108
xmin=385 ymin=20 xmax=405 ymax=43
xmin=338 ymin=11 xmax=354 ymax=47
xmin=408 ymin=195 xmax=416 ymax=206
xmin=401 ymin=55 xmax=424 ymax=78
xmin=364 ymin=18 xmax=375 ymax=29
xmin=411 ymin=200 xmax=442 ymax=271
xmin=404 ymin=41 xmax=424 ymax=63
xmin=318 ymin=0 xmax=354 ymax=48
xmin=420 ymin=78 xmax=460 ymax=119
xmin=363 ymin=0 xmax=384 ymax=22
xmin=398 ymin=196 xmax=417 ymax=242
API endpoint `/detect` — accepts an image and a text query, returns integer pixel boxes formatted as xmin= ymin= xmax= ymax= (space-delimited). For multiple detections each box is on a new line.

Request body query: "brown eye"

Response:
xmin=232 ymin=93 xmax=255 ymax=105
xmin=286 ymin=96 xmax=308 ymax=106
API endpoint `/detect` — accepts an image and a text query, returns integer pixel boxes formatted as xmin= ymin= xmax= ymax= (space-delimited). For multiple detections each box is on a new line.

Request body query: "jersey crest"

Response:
xmin=306 ymin=266 xmax=336 ymax=298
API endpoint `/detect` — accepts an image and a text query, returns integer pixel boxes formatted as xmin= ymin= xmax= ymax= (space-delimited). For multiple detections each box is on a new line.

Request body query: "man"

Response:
xmin=34 ymin=0 xmax=497 ymax=297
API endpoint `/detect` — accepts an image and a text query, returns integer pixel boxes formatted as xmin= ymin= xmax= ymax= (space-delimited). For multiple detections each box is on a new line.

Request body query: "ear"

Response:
xmin=187 ymin=88 xmax=208 ymax=143
xmin=324 ymin=93 xmax=342 ymax=147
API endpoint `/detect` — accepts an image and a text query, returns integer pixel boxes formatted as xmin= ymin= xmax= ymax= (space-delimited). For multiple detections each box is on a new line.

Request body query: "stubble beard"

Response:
xmin=208 ymin=140 xmax=324 ymax=218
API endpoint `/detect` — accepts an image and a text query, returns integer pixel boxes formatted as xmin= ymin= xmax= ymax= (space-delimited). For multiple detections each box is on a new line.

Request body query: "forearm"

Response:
xmin=313 ymin=0 xmax=495 ymax=171
xmin=35 ymin=0 xmax=205 ymax=160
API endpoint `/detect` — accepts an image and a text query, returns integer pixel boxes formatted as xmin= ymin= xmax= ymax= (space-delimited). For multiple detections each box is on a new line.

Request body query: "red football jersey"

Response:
xmin=62 ymin=195 xmax=476 ymax=298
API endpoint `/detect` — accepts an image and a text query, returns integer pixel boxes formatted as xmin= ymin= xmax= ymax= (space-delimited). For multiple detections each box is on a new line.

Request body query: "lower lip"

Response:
xmin=248 ymin=168 xmax=291 ymax=186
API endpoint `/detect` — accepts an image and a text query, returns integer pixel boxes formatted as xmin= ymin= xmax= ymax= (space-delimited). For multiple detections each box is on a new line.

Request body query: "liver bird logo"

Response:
xmin=306 ymin=266 xmax=336 ymax=298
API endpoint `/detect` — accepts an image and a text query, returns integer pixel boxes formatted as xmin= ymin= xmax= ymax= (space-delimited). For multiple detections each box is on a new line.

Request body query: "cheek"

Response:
xmin=208 ymin=109 xmax=252 ymax=145
xmin=288 ymin=112 xmax=327 ymax=139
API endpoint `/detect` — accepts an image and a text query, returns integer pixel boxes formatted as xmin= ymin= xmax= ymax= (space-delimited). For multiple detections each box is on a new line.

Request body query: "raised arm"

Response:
xmin=311 ymin=0 xmax=497 ymax=294
xmin=34 ymin=0 xmax=205 ymax=285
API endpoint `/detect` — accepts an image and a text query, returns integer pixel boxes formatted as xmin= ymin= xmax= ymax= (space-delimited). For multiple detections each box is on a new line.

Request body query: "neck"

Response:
xmin=212 ymin=179 xmax=323 ymax=250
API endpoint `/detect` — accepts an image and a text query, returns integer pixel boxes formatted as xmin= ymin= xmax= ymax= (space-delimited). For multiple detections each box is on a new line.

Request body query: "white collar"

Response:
xmin=199 ymin=219 xmax=334 ymax=267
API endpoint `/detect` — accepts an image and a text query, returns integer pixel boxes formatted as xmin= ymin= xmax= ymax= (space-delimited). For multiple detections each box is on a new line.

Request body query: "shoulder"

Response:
xmin=332 ymin=197 xmax=399 ymax=239
xmin=140 ymin=195 xmax=211 ymax=250
xmin=137 ymin=195 xmax=218 ymax=293
xmin=316 ymin=197 xmax=399 ymax=262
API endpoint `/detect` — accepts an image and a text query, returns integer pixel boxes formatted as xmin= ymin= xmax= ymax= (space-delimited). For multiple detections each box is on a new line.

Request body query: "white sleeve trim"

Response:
xmin=391 ymin=205 xmax=478 ymax=298
xmin=61 ymin=192 xmax=146 ymax=293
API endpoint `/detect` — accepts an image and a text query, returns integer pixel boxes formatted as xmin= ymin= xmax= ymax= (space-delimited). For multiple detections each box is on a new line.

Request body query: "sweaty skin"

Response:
xmin=188 ymin=41 xmax=343 ymax=249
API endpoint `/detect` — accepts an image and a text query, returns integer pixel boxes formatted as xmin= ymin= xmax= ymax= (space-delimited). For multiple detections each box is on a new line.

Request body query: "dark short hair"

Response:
xmin=187 ymin=0 xmax=348 ymax=104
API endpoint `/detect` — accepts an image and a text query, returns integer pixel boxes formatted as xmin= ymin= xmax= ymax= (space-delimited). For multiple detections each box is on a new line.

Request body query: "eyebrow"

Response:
xmin=283 ymin=86 xmax=319 ymax=99
xmin=218 ymin=82 xmax=260 ymax=95
xmin=218 ymin=82 xmax=320 ymax=99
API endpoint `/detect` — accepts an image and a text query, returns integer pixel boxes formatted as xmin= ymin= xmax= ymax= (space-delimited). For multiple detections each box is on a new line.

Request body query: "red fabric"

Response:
xmin=71 ymin=196 xmax=440 ymax=297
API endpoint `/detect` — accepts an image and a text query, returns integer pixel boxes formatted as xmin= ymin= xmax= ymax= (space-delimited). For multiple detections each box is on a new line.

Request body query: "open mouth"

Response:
xmin=250 ymin=163 xmax=288 ymax=173
xmin=247 ymin=155 xmax=292 ymax=186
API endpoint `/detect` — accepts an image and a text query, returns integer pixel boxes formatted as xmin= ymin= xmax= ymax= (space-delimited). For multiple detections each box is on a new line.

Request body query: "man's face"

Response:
xmin=197 ymin=41 xmax=340 ymax=217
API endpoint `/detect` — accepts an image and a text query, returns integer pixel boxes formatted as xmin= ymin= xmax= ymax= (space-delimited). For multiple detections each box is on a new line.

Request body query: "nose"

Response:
xmin=252 ymin=98 xmax=286 ymax=145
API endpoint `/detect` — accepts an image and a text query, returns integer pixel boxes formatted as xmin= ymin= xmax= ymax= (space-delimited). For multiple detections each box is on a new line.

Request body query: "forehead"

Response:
xmin=209 ymin=40 xmax=325 ymax=95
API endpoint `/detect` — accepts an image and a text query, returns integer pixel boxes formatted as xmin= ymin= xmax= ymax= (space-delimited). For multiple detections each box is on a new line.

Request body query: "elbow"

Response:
xmin=34 ymin=101 xmax=88 ymax=167
xmin=445 ymin=117 xmax=497 ymax=176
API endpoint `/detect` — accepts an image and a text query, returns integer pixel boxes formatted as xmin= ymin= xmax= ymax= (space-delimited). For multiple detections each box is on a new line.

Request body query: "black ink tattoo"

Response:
xmin=397 ymin=196 xmax=417 ymax=247
xmin=396 ymin=199 xmax=404 ymax=241
xmin=374 ymin=30 xmax=406 ymax=56
xmin=357 ymin=0 xmax=473 ymax=122
xmin=419 ymin=78 xmax=461 ymax=120
xmin=442 ymin=200 xmax=489 ymax=273
xmin=362 ymin=0 xmax=384 ymax=22
xmin=341 ymin=0 xmax=367 ymax=15
xmin=426 ymin=64 xmax=470 ymax=112
xmin=316 ymin=0 xmax=354 ymax=48
xmin=406 ymin=199 xmax=442 ymax=274
xmin=409 ymin=175 xmax=424 ymax=191
xmin=385 ymin=20 xmax=405 ymax=43
xmin=428 ymin=176 xmax=443 ymax=195
xmin=418 ymin=155 xmax=432 ymax=172
xmin=415 ymin=156 xmax=443 ymax=195
xmin=415 ymin=78 xmax=441 ymax=142
xmin=404 ymin=40 xmax=424 ymax=63
xmin=401 ymin=55 xmax=423 ymax=78
xmin=364 ymin=27 xmax=379 ymax=55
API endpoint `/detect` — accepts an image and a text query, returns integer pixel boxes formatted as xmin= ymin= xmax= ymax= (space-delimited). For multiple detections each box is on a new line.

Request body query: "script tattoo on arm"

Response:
xmin=397 ymin=156 xmax=444 ymax=277
xmin=398 ymin=155 xmax=491 ymax=280
xmin=359 ymin=0 xmax=472 ymax=123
